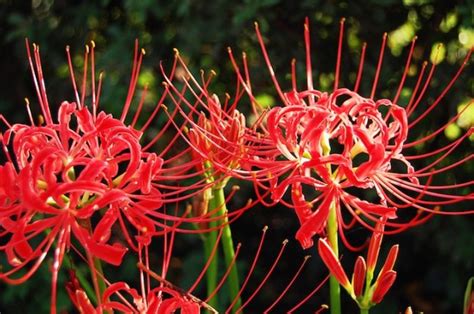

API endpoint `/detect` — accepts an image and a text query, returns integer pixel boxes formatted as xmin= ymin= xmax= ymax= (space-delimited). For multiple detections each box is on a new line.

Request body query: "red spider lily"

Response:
xmin=159 ymin=51 xmax=272 ymax=228
xmin=180 ymin=18 xmax=474 ymax=249
xmin=161 ymin=51 xmax=251 ymax=186
xmin=67 ymin=280 xmax=203 ymax=314
xmin=187 ymin=92 xmax=247 ymax=184
xmin=318 ymin=219 xmax=399 ymax=309
xmin=65 ymin=226 xmax=329 ymax=313
xmin=0 ymin=40 xmax=220 ymax=313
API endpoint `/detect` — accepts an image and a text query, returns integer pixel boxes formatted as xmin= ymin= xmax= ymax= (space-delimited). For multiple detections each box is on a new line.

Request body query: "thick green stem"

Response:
xmin=212 ymin=187 xmax=241 ymax=313
xmin=204 ymin=206 xmax=219 ymax=310
xmin=360 ymin=308 xmax=370 ymax=314
xmin=327 ymin=201 xmax=341 ymax=314
xmin=93 ymin=255 xmax=106 ymax=295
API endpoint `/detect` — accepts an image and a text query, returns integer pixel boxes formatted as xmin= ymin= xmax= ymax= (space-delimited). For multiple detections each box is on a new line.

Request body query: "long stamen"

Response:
xmin=393 ymin=36 xmax=417 ymax=104
xmin=90 ymin=41 xmax=97 ymax=113
xmin=354 ymin=42 xmax=367 ymax=93
xmin=65 ymin=45 xmax=82 ymax=108
xmin=254 ymin=22 xmax=286 ymax=102
xmin=370 ymin=32 xmax=387 ymax=99
xmin=304 ymin=17 xmax=315 ymax=104
xmin=265 ymin=255 xmax=311 ymax=312
xmin=80 ymin=44 xmax=89 ymax=109
xmin=334 ymin=18 xmax=345 ymax=91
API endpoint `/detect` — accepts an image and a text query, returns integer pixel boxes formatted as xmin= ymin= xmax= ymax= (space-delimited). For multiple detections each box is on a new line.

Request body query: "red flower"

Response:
xmin=187 ymin=90 xmax=247 ymax=184
xmin=0 ymin=40 xmax=201 ymax=313
xmin=220 ymin=18 xmax=473 ymax=249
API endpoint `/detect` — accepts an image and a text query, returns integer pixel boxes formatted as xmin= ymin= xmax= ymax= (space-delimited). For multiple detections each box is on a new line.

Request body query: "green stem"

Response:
xmin=327 ymin=201 xmax=341 ymax=314
xmin=212 ymin=187 xmax=241 ymax=313
xmin=93 ymin=255 xmax=106 ymax=295
xmin=360 ymin=308 xmax=370 ymax=314
xmin=204 ymin=199 xmax=220 ymax=311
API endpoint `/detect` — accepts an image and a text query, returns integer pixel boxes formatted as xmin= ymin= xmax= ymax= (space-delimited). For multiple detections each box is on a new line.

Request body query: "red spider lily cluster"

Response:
xmin=0 ymin=17 xmax=472 ymax=314
xmin=162 ymin=17 xmax=473 ymax=312
xmin=0 ymin=40 xmax=222 ymax=313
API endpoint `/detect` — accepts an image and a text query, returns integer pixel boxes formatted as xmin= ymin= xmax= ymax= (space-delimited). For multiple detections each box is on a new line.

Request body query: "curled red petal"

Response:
xmin=295 ymin=187 xmax=335 ymax=249
xmin=92 ymin=207 xmax=119 ymax=243
xmin=352 ymin=256 xmax=366 ymax=297
xmin=377 ymin=244 xmax=399 ymax=279
xmin=342 ymin=192 xmax=397 ymax=219
xmin=317 ymin=238 xmax=351 ymax=289
xmin=371 ymin=270 xmax=397 ymax=304
xmin=86 ymin=240 xmax=128 ymax=266
xmin=367 ymin=219 xmax=386 ymax=271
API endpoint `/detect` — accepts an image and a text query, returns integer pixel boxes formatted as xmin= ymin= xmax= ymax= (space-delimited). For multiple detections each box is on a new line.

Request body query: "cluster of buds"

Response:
xmin=318 ymin=219 xmax=398 ymax=310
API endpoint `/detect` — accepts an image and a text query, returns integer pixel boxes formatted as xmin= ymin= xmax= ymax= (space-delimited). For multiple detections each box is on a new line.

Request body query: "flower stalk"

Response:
xmin=327 ymin=200 xmax=342 ymax=314
xmin=203 ymin=184 xmax=241 ymax=313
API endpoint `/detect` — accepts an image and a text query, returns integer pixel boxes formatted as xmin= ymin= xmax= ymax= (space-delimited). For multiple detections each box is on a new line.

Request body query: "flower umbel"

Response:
xmin=223 ymin=18 xmax=473 ymax=249
xmin=0 ymin=40 xmax=210 ymax=313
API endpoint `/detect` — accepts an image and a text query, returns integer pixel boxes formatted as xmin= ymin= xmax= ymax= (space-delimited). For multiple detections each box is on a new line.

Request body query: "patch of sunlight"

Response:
xmin=73 ymin=53 xmax=84 ymax=68
xmin=138 ymin=69 xmax=155 ymax=88
xmin=347 ymin=24 xmax=361 ymax=50
xmin=429 ymin=43 xmax=446 ymax=65
xmin=388 ymin=11 xmax=418 ymax=56
xmin=440 ymin=11 xmax=458 ymax=33
xmin=56 ymin=63 xmax=69 ymax=78
xmin=319 ymin=73 xmax=334 ymax=91
xmin=314 ymin=12 xmax=333 ymax=25
xmin=398 ymin=87 xmax=412 ymax=104
xmin=408 ymin=64 xmax=418 ymax=76
xmin=444 ymin=123 xmax=461 ymax=140
xmin=255 ymin=93 xmax=275 ymax=109
xmin=403 ymin=0 xmax=430 ymax=5
xmin=457 ymin=101 xmax=474 ymax=129
xmin=421 ymin=5 xmax=434 ymax=18
xmin=459 ymin=27 xmax=474 ymax=48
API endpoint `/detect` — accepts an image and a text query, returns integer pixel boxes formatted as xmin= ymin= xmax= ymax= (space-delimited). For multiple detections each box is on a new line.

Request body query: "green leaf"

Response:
xmin=464 ymin=277 xmax=474 ymax=314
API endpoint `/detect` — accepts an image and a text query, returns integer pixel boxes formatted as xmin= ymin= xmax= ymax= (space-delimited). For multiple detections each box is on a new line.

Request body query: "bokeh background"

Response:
xmin=0 ymin=0 xmax=473 ymax=313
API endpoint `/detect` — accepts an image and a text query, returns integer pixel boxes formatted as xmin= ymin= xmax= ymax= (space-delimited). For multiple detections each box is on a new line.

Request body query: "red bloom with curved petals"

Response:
xmin=178 ymin=18 xmax=474 ymax=249
xmin=0 ymin=40 xmax=194 ymax=314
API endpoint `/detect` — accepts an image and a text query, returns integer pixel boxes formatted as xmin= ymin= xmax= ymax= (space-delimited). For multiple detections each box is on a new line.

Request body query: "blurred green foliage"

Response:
xmin=0 ymin=0 xmax=472 ymax=313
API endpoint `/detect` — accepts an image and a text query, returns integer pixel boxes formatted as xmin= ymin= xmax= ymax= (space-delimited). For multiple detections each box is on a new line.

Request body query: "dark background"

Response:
xmin=0 ymin=0 xmax=473 ymax=313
